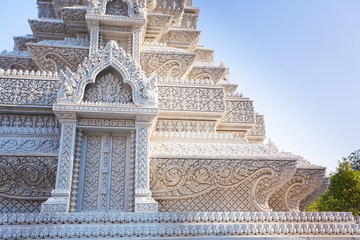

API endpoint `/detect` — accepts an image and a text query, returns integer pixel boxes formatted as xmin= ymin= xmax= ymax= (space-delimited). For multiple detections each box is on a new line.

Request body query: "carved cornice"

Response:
xmin=150 ymin=141 xmax=301 ymax=160
xmin=194 ymin=46 xmax=214 ymax=64
xmin=0 ymin=53 xmax=38 ymax=72
xmin=13 ymin=36 xmax=36 ymax=52
xmin=161 ymin=29 xmax=201 ymax=51
xmin=28 ymin=19 xmax=71 ymax=40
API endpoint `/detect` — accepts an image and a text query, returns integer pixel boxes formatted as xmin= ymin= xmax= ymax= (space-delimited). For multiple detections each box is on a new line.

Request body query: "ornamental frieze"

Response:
xmin=151 ymin=158 xmax=297 ymax=212
xmin=157 ymin=86 xmax=225 ymax=112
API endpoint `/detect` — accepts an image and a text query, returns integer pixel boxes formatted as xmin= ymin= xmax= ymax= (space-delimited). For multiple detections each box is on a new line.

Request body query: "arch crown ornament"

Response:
xmin=57 ymin=40 xmax=157 ymax=107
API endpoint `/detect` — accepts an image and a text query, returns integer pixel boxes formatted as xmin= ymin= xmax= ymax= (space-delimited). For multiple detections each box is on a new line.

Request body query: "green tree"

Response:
xmin=307 ymin=155 xmax=360 ymax=215
xmin=348 ymin=149 xmax=360 ymax=171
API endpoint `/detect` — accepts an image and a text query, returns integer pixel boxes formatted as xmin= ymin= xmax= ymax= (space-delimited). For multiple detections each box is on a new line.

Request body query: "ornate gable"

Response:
xmin=57 ymin=40 xmax=157 ymax=107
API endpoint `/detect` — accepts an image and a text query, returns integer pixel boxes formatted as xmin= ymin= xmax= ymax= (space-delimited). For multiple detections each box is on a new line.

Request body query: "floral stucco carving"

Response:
xmin=88 ymin=0 xmax=146 ymax=18
xmin=57 ymin=40 xmax=158 ymax=107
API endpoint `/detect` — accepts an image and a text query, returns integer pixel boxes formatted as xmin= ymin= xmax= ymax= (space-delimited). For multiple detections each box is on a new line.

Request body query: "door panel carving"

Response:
xmin=78 ymin=133 xmax=130 ymax=212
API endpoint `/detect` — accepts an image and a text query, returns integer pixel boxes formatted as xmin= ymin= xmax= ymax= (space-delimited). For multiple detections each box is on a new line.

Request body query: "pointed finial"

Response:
xmin=267 ymin=138 xmax=278 ymax=150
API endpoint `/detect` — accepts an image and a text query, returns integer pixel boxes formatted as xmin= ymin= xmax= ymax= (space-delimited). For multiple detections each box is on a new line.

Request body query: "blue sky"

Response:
xmin=0 ymin=0 xmax=359 ymax=173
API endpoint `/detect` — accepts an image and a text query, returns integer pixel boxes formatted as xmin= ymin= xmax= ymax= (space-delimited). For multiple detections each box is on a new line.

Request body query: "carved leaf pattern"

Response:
xmin=84 ymin=72 xmax=132 ymax=104
xmin=109 ymin=136 xmax=127 ymax=211
xmin=82 ymin=135 xmax=101 ymax=211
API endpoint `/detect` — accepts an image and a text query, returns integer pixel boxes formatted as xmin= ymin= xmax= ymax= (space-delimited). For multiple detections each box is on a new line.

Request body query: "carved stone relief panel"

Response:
xmin=140 ymin=49 xmax=196 ymax=79
xmin=268 ymin=168 xmax=326 ymax=212
xmin=27 ymin=44 xmax=89 ymax=73
xmin=152 ymin=0 xmax=184 ymax=15
xmin=0 ymin=77 xmax=59 ymax=106
xmin=161 ymin=29 xmax=201 ymax=51
xmin=13 ymin=36 xmax=36 ymax=52
xmin=61 ymin=7 xmax=87 ymax=23
xmin=0 ymin=156 xmax=57 ymax=199
xmin=157 ymin=86 xmax=225 ymax=112
xmin=187 ymin=64 xmax=226 ymax=83
xmin=105 ymin=0 xmax=129 ymax=16
xmin=299 ymin=177 xmax=329 ymax=211
xmin=78 ymin=133 xmax=130 ymax=212
xmin=37 ymin=2 xmax=56 ymax=19
xmin=151 ymin=158 xmax=297 ymax=212
xmin=180 ymin=13 xmax=199 ymax=30
xmin=0 ymin=55 xmax=38 ymax=71
xmin=155 ymin=119 xmax=217 ymax=133
xmin=222 ymin=99 xmax=255 ymax=124
xmin=29 ymin=19 xmax=71 ymax=40
xmin=83 ymin=70 xmax=133 ymax=104
xmin=194 ymin=47 xmax=214 ymax=64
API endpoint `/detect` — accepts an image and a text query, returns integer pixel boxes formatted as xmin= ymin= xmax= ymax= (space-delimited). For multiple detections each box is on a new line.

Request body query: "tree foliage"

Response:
xmin=348 ymin=149 xmax=360 ymax=171
xmin=307 ymin=150 xmax=360 ymax=215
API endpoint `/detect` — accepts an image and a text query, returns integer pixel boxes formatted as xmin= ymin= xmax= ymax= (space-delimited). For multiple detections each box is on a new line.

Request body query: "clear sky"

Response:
xmin=0 ymin=0 xmax=359 ymax=173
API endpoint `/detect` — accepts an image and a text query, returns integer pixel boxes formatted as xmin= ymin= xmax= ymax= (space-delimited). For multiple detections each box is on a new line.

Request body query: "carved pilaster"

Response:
xmin=41 ymin=113 xmax=77 ymax=213
xmin=89 ymin=26 xmax=100 ymax=57
xmin=70 ymin=130 xmax=83 ymax=212
xmin=134 ymin=120 xmax=158 ymax=212
xmin=132 ymin=30 xmax=141 ymax=64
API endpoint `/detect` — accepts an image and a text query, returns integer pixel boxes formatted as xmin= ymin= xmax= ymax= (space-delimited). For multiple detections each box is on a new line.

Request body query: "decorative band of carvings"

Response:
xmin=78 ymin=119 xmax=135 ymax=128
xmin=53 ymin=104 xmax=159 ymax=115
xmin=0 ymin=69 xmax=59 ymax=78
xmin=1 ymin=221 xmax=359 ymax=239
xmin=0 ymin=212 xmax=356 ymax=225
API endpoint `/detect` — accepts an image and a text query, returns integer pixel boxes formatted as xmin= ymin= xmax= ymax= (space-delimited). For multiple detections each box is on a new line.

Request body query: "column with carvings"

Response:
xmin=41 ymin=113 xmax=77 ymax=212
xmin=134 ymin=118 xmax=158 ymax=212
xmin=89 ymin=24 xmax=100 ymax=57
xmin=132 ymin=29 xmax=141 ymax=64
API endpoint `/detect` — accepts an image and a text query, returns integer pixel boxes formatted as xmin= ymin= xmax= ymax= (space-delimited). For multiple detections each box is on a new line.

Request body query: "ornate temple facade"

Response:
xmin=0 ymin=0 xmax=359 ymax=239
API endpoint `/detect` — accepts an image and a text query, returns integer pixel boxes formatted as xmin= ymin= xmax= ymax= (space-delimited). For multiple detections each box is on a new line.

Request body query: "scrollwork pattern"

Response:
xmin=0 ymin=156 xmax=57 ymax=199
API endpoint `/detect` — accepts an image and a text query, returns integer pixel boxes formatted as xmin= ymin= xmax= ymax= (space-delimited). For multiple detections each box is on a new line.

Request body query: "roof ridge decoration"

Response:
xmin=57 ymin=40 xmax=158 ymax=107
xmin=88 ymin=0 xmax=146 ymax=18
